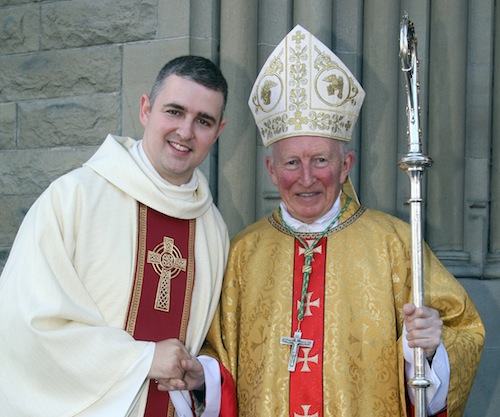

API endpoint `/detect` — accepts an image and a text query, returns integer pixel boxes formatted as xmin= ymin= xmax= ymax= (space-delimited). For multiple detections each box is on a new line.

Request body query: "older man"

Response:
xmin=204 ymin=26 xmax=484 ymax=417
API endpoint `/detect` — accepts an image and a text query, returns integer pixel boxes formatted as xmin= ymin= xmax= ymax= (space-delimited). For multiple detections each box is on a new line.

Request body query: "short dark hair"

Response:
xmin=149 ymin=55 xmax=228 ymax=116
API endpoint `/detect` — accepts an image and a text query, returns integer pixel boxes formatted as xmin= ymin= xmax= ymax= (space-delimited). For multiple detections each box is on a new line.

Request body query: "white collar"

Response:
xmin=280 ymin=193 xmax=342 ymax=233
xmin=135 ymin=140 xmax=198 ymax=190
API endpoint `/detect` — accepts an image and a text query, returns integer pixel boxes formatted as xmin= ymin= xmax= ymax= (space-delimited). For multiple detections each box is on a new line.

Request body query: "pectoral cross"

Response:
xmin=280 ymin=330 xmax=314 ymax=372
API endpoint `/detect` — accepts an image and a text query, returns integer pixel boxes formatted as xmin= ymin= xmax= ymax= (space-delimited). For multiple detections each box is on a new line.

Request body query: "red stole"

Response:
xmin=125 ymin=203 xmax=195 ymax=417
xmin=289 ymin=237 xmax=327 ymax=417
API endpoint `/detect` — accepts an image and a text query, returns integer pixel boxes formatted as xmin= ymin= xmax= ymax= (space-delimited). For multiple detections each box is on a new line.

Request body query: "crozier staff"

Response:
xmin=398 ymin=14 xmax=435 ymax=417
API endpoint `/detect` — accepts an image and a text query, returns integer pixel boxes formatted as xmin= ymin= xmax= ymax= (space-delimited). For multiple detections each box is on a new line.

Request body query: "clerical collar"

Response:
xmin=135 ymin=140 xmax=198 ymax=189
xmin=280 ymin=193 xmax=342 ymax=233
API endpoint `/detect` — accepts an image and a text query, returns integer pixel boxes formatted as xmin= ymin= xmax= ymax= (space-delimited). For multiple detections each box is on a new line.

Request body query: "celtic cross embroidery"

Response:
xmin=147 ymin=237 xmax=187 ymax=312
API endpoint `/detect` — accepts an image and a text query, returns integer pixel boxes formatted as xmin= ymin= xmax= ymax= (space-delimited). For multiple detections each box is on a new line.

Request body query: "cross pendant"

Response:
xmin=280 ymin=330 xmax=314 ymax=372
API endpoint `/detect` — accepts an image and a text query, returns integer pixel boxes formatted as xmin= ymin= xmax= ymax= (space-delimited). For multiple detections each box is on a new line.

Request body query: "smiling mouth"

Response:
xmin=169 ymin=141 xmax=191 ymax=152
xmin=297 ymin=192 xmax=319 ymax=197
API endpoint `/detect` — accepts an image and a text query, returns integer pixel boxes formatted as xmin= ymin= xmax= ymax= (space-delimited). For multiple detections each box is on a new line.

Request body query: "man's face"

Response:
xmin=266 ymin=136 xmax=354 ymax=224
xmin=140 ymin=74 xmax=226 ymax=185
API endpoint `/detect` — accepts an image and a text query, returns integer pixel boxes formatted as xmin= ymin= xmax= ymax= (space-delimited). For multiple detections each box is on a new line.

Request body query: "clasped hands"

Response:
xmin=147 ymin=338 xmax=205 ymax=392
xmin=145 ymin=305 xmax=442 ymax=392
xmin=403 ymin=303 xmax=443 ymax=360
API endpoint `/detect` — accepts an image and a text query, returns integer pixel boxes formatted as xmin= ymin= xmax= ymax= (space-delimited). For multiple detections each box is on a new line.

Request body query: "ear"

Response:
xmin=139 ymin=94 xmax=151 ymax=128
xmin=340 ymin=151 xmax=355 ymax=184
xmin=265 ymin=155 xmax=279 ymax=186
xmin=213 ymin=118 xmax=227 ymax=143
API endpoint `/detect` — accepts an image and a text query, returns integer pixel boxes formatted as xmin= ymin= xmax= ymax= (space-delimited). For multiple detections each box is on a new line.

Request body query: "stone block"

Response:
xmin=18 ymin=94 xmax=120 ymax=149
xmin=0 ymin=45 xmax=121 ymax=102
xmin=0 ymin=102 xmax=16 ymax=149
xmin=460 ymin=278 xmax=500 ymax=416
xmin=0 ymin=146 xmax=98 ymax=195
xmin=122 ymin=38 xmax=189 ymax=138
xmin=157 ymin=0 xmax=189 ymax=38
xmin=0 ymin=195 xmax=38 ymax=246
xmin=189 ymin=38 xmax=219 ymax=61
xmin=0 ymin=0 xmax=29 ymax=6
xmin=0 ymin=244 xmax=10 ymax=274
xmin=41 ymin=0 xmax=157 ymax=49
xmin=0 ymin=4 xmax=39 ymax=55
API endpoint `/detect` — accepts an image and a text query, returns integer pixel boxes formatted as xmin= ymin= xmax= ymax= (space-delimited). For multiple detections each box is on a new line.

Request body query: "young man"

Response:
xmin=204 ymin=26 xmax=485 ymax=417
xmin=0 ymin=56 xmax=235 ymax=416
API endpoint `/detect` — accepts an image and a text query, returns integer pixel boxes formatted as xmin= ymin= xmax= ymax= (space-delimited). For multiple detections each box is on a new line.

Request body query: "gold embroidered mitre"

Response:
xmin=248 ymin=25 xmax=365 ymax=147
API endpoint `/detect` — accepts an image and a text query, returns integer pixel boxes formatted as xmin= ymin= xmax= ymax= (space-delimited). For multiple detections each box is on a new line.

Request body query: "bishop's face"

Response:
xmin=266 ymin=136 xmax=354 ymax=224
xmin=140 ymin=74 xmax=226 ymax=185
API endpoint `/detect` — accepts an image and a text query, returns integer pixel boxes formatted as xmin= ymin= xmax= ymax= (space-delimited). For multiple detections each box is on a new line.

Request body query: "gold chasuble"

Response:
xmin=204 ymin=192 xmax=485 ymax=417
xmin=126 ymin=203 xmax=195 ymax=417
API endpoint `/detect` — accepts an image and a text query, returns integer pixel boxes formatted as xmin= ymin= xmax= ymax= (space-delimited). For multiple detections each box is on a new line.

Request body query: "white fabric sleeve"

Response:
xmin=76 ymin=342 xmax=155 ymax=416
xmin=169 ymin=355 xmax=221 ymax=417
xmin=403 ymin=325 xmax=450 ymax=415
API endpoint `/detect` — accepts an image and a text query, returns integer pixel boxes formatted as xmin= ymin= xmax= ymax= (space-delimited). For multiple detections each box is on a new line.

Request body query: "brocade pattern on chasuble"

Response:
xmin=219 ymin=196 xmax=410 ymax=417
xmin=125 ymin=203 xmax=195 ymax=417
xmin=214 ymin=192 xmax=484 ymax=417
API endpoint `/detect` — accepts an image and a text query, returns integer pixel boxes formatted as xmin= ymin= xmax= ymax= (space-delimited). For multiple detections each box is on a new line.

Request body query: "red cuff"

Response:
xmin=218 ymin=363 xmax=237 ymax=417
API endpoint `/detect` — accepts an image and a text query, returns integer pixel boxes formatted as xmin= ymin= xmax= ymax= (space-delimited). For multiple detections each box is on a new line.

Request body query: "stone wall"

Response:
xmin=0 ymin=0 xmax=203 ymax=268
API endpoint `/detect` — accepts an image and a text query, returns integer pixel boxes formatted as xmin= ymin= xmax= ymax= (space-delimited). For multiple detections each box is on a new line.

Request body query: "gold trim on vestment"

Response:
xmin=125 ymin=203 xmax=148 ymax=336
xmin=268 ymin=204 xmax=366 ymax=238
xmin=180 ymin=219 xmax=196 ymax=342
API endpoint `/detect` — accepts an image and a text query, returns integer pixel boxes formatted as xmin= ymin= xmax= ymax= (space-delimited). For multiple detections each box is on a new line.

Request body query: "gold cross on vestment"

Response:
xmin=147 ymin=237 xmax=187 ymax=312
xmin=280 ymin=330 xmax=314 ymax=372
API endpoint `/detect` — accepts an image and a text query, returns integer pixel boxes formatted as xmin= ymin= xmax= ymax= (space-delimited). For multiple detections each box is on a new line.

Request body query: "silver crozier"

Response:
xmin=398 ymin=13 xmax=433 ymax=417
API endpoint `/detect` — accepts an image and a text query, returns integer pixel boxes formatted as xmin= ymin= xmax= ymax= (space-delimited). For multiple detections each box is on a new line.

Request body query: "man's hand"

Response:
xmin=156 ymin=356 xmax=205 ymax=392
xmin=403 ymin=303 xmax=443 ymax=359
xmin=147 ymin=338 xmax=206 ymax=391
xmin=147 ymin=339 xmax=191 ymax=383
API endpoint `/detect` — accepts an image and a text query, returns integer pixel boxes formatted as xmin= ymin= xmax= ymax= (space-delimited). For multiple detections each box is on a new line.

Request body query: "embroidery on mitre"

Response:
xmin=248 ymin=25 xmax=365 ymax=148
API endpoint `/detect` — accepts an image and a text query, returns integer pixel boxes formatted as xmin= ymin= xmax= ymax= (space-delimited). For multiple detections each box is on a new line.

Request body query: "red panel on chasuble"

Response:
xmin=125 ymin=203 xmax=195 ymax=417
xmin=289 ymin=236 xmax=326 ymax=417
